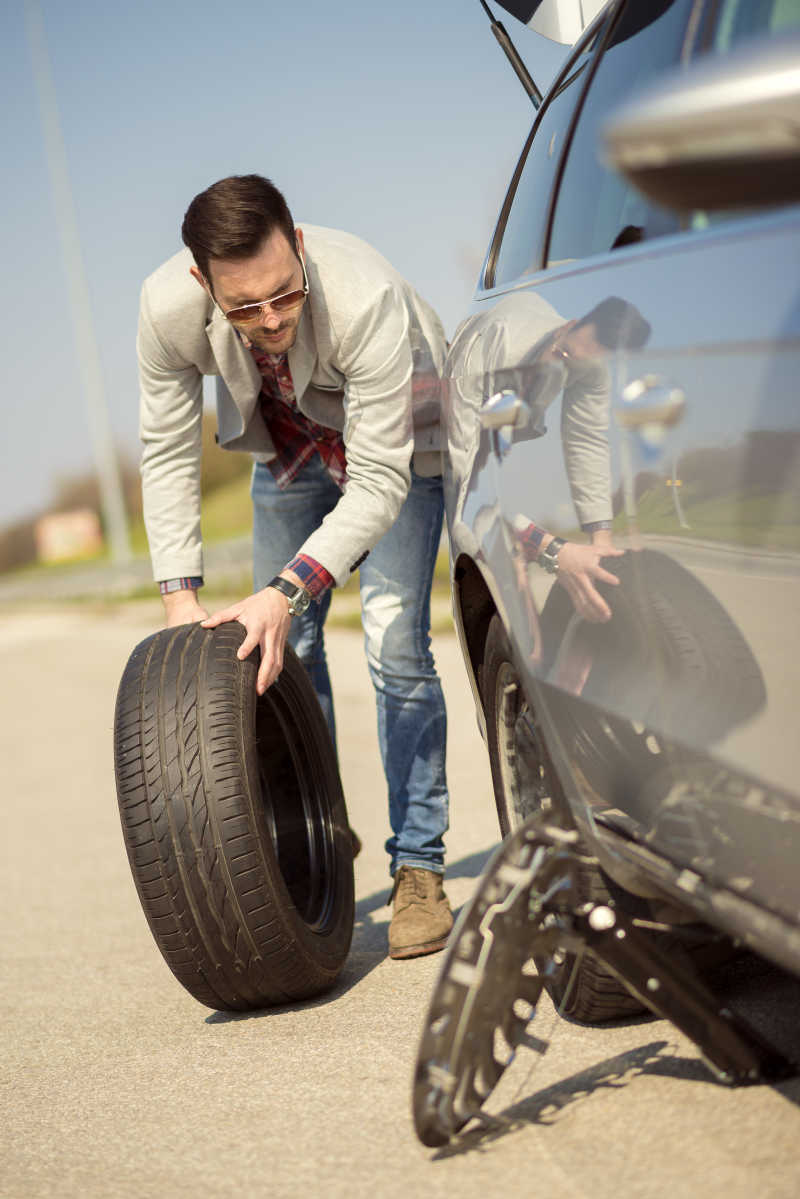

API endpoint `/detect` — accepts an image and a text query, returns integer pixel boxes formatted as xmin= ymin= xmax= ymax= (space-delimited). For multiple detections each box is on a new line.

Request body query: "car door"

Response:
xmin=445 ymin=0 xmax=800 ymax=922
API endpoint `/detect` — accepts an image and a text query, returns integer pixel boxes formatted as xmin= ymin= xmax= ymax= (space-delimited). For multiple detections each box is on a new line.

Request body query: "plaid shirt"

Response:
xmin=158 ymin=350 xmax=347 ymax=599
xmin=250 ymin=347 xmax=343 ymax=597
xmin=251 ymin=348 xmax=348 ymax=491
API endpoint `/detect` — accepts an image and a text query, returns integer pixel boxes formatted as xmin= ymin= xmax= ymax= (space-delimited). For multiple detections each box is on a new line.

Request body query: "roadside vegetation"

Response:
xmin=1 ymin=412 xmax=453 ymax=631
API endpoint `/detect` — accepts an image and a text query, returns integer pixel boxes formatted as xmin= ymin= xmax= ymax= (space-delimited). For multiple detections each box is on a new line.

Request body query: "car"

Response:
xmin=413 ymin=0 xmax=800 ymax=1146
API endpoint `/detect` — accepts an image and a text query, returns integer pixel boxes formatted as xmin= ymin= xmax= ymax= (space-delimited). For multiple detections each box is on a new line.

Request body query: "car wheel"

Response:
xmin=481 ymin=613 xmax=643 ymax=1022
xmin=113 ymin=621 xmax=354 ymax=1011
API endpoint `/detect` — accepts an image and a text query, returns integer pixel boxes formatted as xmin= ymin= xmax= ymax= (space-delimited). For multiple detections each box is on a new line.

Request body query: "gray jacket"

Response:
xmin=138 ymin=225 xmax=446 ymax=585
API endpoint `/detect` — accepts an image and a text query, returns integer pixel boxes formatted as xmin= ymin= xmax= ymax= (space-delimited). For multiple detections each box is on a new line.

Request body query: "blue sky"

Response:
xmin=1 ymin=0 xmax=565 ymax=527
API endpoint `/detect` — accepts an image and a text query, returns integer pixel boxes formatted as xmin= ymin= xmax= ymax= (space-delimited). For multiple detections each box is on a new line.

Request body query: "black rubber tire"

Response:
xmin=113 ymin=621 xmax=354 ymax=1011
xmin=481 ymin=614 xmax=644 ymax=1023
xmin=538 ymin=548 xmax=766 ymax=749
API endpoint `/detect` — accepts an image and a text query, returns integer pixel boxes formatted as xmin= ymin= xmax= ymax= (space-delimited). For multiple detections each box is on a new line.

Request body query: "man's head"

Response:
xmin=548 ymin=296 xmax=652 ymax=367
xmin=571 ymin=297 xmax=651 ymax=354
xmin=183 ymin=174 xmax=307 ymax=354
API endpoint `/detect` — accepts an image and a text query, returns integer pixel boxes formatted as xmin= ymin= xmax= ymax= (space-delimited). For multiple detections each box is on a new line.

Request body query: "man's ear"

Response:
xmin=295 ymin=227 xmax=305 ymax=256
xmin=190 ymin=265 xmax=210 ymax=292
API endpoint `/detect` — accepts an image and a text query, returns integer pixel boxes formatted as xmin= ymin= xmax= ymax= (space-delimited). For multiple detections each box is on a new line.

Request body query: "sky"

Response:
xmin=0 ymin=0 xmax=565 ymax=529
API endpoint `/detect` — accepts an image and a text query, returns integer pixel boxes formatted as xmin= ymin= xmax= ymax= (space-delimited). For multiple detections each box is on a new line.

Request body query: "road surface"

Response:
xmin=3 ymin=604 xmax=800 ymax=1198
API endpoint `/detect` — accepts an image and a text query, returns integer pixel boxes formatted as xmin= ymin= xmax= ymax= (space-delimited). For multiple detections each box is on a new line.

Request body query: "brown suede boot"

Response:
xmin=388 ymin=866 xmax=453 ymax=959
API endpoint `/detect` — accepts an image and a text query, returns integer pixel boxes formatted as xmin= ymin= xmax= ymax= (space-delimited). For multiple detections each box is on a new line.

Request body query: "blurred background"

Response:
xmin=0 ymin=0 xmax=563 ymax=582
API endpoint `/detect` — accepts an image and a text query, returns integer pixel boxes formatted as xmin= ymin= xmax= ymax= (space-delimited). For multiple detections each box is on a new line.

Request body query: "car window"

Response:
xmin=489 ymin=33 xmax=601 ymax=289
xmin=546 ymin=0 xmax=697 ymax=268
xmin=710 ymin=0 xmax=800 ymax=50
xmin=690 ymin=0 xmax=800 ymax=230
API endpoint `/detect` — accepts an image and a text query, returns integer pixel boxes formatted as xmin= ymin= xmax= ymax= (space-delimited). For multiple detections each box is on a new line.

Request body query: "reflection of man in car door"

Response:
xmin=509 ymin=296 xmax=651 ymax=621
xmin=450 ymin=294 xmax=650 ymax=621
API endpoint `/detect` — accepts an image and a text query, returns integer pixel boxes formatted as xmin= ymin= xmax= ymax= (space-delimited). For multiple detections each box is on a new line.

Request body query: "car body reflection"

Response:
xmin=445 ymin=216 xmax=800 ymax=947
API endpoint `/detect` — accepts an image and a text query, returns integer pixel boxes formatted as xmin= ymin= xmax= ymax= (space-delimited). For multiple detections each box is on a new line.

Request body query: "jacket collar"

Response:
xmin=206 ymin=305 xmax=261 ymax=432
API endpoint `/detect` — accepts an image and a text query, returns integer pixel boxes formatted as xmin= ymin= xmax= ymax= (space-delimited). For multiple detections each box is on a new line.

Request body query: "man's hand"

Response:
xmin=201 ymin=587 xmax=292 ymax=694
xmin=550 ymin=540 xmax=624 ymax=622
xmin=162 ymin=589 xmax=209 ymax=628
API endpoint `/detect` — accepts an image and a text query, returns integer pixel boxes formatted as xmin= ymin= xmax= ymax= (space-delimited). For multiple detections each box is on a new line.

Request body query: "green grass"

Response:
xmin=612 ymin=485 xmax=800 ymax=551
xmin=124 ymin=474 xmax=253 ymax=553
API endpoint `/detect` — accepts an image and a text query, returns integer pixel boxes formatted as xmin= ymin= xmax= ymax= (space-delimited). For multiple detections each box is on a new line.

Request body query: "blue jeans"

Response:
xmin=252 ymin=456 xmax=449 ymax=876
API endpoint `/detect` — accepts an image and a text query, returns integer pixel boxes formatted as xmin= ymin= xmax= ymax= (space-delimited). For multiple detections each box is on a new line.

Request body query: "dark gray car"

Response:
xmin=414 ymin=0 xmax=800 ymax=1145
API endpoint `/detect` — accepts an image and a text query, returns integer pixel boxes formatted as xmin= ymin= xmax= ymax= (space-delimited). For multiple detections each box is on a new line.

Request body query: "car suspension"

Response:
xmin=413 ymin=817 xmax=795 ymax=1147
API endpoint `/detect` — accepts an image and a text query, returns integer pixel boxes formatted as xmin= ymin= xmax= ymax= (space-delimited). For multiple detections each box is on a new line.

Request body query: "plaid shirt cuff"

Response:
xmin=285 ymin=554 xmax=334 ymax=599
xmin=159 ymin=576 xmax=204 ymax=595
xmin=515 ymin=523 xmax=547 ymax=561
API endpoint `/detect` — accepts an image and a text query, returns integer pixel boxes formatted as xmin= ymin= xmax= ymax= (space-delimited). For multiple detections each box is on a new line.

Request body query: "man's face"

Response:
xmin=561 ymin=320 xmax=605 ymax=362
xmin=196 ymin=226 xmax=307 ymax=354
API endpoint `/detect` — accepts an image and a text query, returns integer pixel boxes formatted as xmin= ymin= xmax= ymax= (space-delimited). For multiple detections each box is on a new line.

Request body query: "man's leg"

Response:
xmin=251 ymin=457 xmax=341 ymax=744
xmin=359 ymin=469 xmax=452 ymax=956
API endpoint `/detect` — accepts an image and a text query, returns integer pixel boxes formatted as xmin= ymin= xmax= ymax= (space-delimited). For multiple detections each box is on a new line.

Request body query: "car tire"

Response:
xmin=113 ymin=621 xmax=354 ymax=1012
xmin=539 ymin=548 xmax=766 ymax=749
xmin=481 ymin=613 xmax=644 ymax=1023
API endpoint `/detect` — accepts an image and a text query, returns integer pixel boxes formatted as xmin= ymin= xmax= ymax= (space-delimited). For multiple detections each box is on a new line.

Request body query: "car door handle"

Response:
xmin=614 ymin=375 xmax=686 ymax=430
xmin=479 ymin=390 xmax=532 ymax=430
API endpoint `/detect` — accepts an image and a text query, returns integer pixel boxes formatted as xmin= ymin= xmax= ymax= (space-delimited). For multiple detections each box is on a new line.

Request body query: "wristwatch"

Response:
xmin=267 ymin=576 xmax=312 ymax=617
xmin=538 ymin=536 xmax=566 ymax=575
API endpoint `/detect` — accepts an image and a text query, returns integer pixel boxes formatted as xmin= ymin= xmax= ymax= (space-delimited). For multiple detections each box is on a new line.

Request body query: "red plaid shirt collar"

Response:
xmin=248 ymin=346 xmax=348 ymax=493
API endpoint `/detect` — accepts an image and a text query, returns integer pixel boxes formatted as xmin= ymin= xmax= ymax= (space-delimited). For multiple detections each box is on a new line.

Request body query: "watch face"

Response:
xmin=289 ymin=588 xmax=311 ymax=616
xmin=540 ymin=541 xmax=562 ymax=575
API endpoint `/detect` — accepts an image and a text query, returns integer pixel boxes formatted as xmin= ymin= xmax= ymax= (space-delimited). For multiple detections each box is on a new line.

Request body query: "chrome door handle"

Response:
xmin=614 ymin=375 xmax=686 ymax=430
xmin=479 ymin=390 xmax=531 ymax=430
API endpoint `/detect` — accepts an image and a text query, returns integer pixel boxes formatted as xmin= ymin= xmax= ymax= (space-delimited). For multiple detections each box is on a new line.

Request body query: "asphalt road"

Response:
xmin=3 ymin=604 xmax=800 ymax=1199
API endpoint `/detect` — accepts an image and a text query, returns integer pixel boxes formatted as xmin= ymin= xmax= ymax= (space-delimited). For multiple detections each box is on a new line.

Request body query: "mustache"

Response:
xmin=259 ymin=319 xmax=294 ymax=333
xmin=254 ymin=325 xmax=290 ymax=338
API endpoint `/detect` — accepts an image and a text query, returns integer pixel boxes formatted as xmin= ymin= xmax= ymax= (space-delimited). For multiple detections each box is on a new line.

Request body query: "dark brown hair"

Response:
xmin=181 ymin=174 xmax=296 ymax=283
xmin=575 ymin=296 xmax=651 ymax=352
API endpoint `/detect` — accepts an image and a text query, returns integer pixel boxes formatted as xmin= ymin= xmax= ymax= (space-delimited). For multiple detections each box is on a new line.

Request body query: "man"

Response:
xmin=449 ymin=293 xmax=650 ymax=623
xmin=137 ymin=174 xmax=452 ymax=959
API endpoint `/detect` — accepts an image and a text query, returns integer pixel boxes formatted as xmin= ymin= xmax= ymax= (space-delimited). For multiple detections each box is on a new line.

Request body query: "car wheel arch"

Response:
xmin=451 ymin=554 xmax=497 ymax=698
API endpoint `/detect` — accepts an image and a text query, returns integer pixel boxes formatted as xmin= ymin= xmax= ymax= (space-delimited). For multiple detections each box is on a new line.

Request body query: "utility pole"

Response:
xmin=25 ymin=0 xmax=132 ymax=564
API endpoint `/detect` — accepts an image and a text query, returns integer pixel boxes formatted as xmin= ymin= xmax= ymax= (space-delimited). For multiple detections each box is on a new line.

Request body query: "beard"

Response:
xmin=247 ymin=320 xmax=299 ymax=352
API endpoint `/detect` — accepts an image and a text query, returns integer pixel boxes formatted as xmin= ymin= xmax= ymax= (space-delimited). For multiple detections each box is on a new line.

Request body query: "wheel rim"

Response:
xmin=256 ymin=689 xmax=338 ymax=933
xmin=494 ymin=661 xmax=551 ymax=831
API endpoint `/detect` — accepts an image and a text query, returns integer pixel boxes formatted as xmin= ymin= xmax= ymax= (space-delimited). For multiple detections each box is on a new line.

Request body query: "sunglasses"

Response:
xmin=220 ymin=251 xmax=309 ymax=324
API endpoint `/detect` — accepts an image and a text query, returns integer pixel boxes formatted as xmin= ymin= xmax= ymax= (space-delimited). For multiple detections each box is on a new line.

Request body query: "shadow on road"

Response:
xmin=205 ymin=844 xmax=496 ymax=1025
xmin=430 ymin=1038 xmax=800 ymax=1161
xmin=429 ymin=1041 xmax=707 ymax=1159
xmin=426 ymin=951 xmax=800 ymax=1160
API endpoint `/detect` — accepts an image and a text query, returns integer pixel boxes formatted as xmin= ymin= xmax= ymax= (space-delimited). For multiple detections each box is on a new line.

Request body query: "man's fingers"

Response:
xmin=256 ymin=645 xmax=284 ymax=695
xmin=593 ymin=565 xmax=620 ymax=586
xmin=587 ymin=595 xmax=612 ymax=621
xmin=200 ymin=606 xmax=239 ymax=628
xmin=237 ymin=628 xmax=263 ymax=661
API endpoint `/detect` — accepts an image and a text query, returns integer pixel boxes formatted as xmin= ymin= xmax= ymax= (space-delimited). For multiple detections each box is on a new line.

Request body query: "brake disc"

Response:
xmin=413 ymin=818 xmax=585 ymax=1147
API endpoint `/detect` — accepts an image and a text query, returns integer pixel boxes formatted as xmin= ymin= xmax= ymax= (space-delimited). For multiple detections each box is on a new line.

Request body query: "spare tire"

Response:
xmin=113 ymin=621 xmax=354 ymax=1011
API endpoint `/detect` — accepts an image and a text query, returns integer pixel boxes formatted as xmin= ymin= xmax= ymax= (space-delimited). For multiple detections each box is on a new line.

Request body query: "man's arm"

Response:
xmin=514 ymin=519 xmax=622 ymax=623
xmin=560 ymin=364 xmax=614 ymax=530
xmin=137 ymin=280 xmax=206 ymax=614
xmin=538 ymin=532 xmax=622 ymax=622
xmin=159 ymin=579 xmax=209 ymax=627
xmin=294 ymin=281 xmax=416 ymax=585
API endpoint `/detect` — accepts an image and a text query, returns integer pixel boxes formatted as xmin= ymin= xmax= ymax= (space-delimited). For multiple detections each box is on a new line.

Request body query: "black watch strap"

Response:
xmin=538 ymin=536 xmax=566 ymax=575
xmin=267 ymin=575 xmax=312 ymax=617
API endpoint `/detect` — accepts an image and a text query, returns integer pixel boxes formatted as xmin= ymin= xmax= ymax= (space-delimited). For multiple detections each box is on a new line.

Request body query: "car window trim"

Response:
xmin=481 ymin=4 xmax=616 ymax=293
xmin=482 ymin=0 xmax=709 ymax=294
xmin=541 ymin=0 xmax=706 ymax=271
